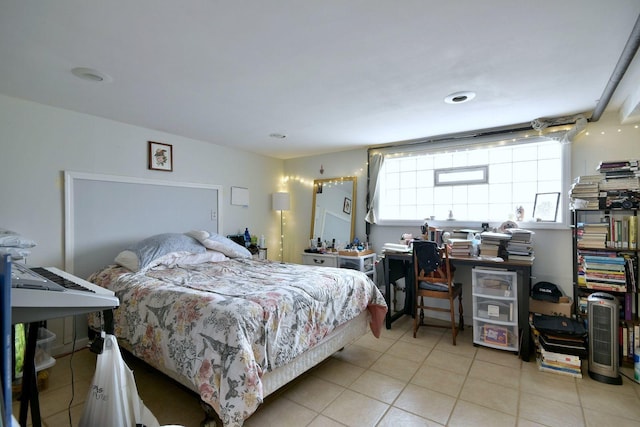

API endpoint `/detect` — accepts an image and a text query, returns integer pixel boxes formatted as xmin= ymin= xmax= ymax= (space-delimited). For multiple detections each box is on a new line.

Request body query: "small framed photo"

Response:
xmin=532 ymin=192 xmax=560 ymax=222
xmin=148 ymin=141 xmax=173 ymax=171
xmin=343 ymin=197 xmax=351 ymax=214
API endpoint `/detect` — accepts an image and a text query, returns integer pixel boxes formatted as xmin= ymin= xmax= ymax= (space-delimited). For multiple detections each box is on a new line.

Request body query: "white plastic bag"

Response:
xmin=79 ymin=334 xmax=160 ymax=427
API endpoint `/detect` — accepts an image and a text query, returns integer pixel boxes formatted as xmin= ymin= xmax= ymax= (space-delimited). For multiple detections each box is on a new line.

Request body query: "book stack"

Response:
xmin=576 ymin=222 xmax=609 ymax=249
xmin=479 ymin=231 xmax=511 ymax=257
xmin=577 ymin=252 xmax=627 ymax=292
xmin=531 ymin=314 xmax=587 ymax=378
xmin=597 ymin=160 xmax=640 ymax=206
xmin=448 ymin=238 xmax=473 ymax=257
xmin=505 ymin=228 xmax=535 ymax=261
xmin=569 ymin=175 xmax=602 ymax=210
xmin=537 ymin=347 xmax=582 ymax=378
xmin=597 ymin=159 xmax=640 ymax=179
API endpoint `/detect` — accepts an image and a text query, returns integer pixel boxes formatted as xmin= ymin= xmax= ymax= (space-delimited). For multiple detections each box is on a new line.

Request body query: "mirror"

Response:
xmin=310 ymin=176 xmax=357 ymax=246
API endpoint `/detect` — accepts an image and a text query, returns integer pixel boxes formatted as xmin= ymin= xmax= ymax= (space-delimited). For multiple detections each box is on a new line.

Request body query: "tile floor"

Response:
xmin=13 ymin=315 xmax=640 ymax=427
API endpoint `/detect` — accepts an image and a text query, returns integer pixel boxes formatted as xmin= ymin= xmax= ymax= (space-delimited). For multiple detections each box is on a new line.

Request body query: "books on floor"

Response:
xmin=537 ymin=347 xmax=582 ymax=378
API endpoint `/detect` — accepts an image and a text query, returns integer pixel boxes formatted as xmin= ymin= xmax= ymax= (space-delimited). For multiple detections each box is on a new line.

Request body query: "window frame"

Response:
xmin=434 ymin=165 xmax=489 ymax=186
xmin=370 ymin=133 xmax=571 ymax=230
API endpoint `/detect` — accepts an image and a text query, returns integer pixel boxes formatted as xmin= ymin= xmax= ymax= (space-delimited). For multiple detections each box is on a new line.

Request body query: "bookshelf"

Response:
xmin=572 ymin=208 xmax=639 ymax=365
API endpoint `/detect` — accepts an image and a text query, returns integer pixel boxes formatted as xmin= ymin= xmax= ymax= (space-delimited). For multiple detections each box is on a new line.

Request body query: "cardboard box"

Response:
xmin=529 ymin=296 xmax=573 ymax=317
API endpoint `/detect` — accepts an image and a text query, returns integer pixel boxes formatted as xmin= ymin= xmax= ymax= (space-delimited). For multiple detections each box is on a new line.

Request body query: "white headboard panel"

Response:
xmin=64 ymin=171 xmax=222 ymax=279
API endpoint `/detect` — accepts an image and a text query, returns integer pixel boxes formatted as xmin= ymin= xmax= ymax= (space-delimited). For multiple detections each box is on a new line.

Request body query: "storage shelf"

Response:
xmin=472 ymin=268 xmax=519 ymax=351
xmin=572 ymin=208 xmax=639 ymax=322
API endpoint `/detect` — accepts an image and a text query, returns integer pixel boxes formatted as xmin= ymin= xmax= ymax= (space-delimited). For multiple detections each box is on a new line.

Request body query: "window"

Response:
xmin=374 ymin=135 xmax=569 ymax=224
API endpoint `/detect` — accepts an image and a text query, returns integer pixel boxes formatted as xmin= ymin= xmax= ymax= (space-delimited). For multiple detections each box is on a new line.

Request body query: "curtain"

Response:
xmin=365 ymin=152 xmax=384 ymax=225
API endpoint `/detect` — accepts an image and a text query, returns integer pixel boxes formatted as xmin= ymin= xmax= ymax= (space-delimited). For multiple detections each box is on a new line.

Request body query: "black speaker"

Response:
xmin=587 ymin=292 xmax=622 ymax=385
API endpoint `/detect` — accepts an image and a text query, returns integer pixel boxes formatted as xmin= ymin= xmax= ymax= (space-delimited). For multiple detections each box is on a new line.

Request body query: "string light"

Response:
xmin=281 ymin=160 xmax=367 ymax=189
xmin=279 ymin=124 xmax=639 ymax=189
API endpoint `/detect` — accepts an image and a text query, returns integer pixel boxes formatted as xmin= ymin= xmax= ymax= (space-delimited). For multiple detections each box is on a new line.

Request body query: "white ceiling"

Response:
xmin=1 ymin=1 xmax=640 ymax=159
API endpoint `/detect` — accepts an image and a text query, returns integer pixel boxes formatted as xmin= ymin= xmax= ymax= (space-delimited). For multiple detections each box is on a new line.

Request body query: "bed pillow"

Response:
xmin=115 ymin=233 xmax=206 ymax=272
xmin=149 ymin=249 xmax=228 ymax=269
xmin=186 ymin=230 xmax=252 ymax=259
xmin=0 ymin=233 xmax=37 ymax=248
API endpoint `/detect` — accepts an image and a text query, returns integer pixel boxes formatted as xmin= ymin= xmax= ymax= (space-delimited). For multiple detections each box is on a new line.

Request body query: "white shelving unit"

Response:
xmin=472 ymin=268 xmax=519 ymax=352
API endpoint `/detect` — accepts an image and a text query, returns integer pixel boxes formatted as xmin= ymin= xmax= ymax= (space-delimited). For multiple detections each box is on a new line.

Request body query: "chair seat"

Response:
xmin=412 ymin=240 xmax=464 ymax=344
xmin=418 ymin=281 xmax=462 ymax=292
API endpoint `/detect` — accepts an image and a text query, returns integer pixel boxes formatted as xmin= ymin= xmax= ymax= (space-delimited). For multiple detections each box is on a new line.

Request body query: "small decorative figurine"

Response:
xmin=516 ymin=205 xmax=524 ymax=222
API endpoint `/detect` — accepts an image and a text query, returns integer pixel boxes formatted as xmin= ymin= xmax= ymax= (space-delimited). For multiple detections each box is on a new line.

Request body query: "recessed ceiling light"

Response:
xmin=71 ymin=67 xmax=112 ymax=83
xmin=269 ymin=133 xmax=287 ymax=139
xmin=444 ymin=91 xmax=476 ymax=104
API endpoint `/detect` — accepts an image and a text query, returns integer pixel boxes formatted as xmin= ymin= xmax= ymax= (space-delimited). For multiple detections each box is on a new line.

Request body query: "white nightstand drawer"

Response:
xmin=301 ymin=253 xmax=338 ymax=268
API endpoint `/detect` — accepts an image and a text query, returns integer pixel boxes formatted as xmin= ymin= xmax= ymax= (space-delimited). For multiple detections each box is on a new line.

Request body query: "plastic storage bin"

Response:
xmin=472 ymin=268 xmax=519 ymax=352
xmin=16 ymin=327 xmax=56 ymax=378
xmin=34 ymin=328 xmax=56 ymax=370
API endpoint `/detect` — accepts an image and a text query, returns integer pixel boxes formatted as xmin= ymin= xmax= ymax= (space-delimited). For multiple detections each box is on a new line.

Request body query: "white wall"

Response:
xmin=0 ymin=94 xmax=284 ymax=268
xmin=0 ymin=94 xmax=285 ymax=354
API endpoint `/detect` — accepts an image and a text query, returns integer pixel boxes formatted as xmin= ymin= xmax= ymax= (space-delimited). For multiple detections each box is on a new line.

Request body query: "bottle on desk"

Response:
xmin=244 ymin=228 xmax=251 ymax=247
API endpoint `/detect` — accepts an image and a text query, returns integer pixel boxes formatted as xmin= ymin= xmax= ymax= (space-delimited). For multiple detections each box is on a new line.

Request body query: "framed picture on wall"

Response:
xmin=148 ymin=141 xmax=173 ymax=171
xmin=343 ymin=197 xmax=351 ymax=214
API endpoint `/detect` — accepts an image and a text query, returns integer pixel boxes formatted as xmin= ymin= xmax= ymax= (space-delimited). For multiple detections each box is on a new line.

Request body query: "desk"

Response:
xmin=382 ymin=252 xmax=533 ymax=361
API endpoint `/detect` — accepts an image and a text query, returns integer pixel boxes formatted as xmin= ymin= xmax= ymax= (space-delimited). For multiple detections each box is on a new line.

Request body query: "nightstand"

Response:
xmin=301 ymin=251 xmax=377 ymax=282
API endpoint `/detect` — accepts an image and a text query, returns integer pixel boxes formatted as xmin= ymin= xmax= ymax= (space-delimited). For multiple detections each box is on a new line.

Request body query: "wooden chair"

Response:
xmin=412 ymin=240 xmax=464 ymax=344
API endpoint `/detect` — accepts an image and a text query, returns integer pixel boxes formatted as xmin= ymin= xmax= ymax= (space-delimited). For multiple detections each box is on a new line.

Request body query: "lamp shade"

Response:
xmin=272 ymin=192 xmax=290 ymax=211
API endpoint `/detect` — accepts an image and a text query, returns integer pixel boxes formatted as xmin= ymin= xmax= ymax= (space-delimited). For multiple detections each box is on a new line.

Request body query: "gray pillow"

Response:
xmin=186 ymin=230 xmax=252 ymax=259
xmin=115 ymin=233 xmax=206 ymax=272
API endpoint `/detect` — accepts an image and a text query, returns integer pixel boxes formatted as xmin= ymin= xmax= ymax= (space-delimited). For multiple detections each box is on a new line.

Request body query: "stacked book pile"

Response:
xmin=537 ymin=347 xmax=582 ymax=378
xmin=479 ymin=231 xmax=511 ymax=257
xmin=569 ymin=175 xmax=602 ymax=210
xmin=531 ymin=314 xmax=587 ymax=379
xmin=448 ymin=238 xmax=473 ymax=257
xmin=576 ymin=222 xmax=609 ymax=249
xmin=381 ymin=242 xmax=411 ymax=253
xmin=597 ymin=159 xmax=639 ymax=180
xmin=570 ymin=160 xmax=640 ymax=210
xmin=504 ymin=228 xmax=534 ymax=261
xmin=597 ymin=160 xmax=640 ymax=208
xmin=577 ymin=252 xmax=627 ymax=292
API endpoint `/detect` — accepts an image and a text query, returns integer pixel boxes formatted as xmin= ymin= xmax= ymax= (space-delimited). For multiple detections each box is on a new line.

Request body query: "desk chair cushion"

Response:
xmin=418 ymin=280 xmax=462 ymax=292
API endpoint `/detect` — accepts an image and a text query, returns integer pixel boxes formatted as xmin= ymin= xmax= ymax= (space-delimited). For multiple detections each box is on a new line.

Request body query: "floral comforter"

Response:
xmin=88 ymin=258 xmax=387 ymax=426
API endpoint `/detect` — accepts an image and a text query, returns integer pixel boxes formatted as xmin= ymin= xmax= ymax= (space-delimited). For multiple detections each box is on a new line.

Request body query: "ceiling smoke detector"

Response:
xmin=71 ymin=67 xmax=112 ymax=83
xmin=444 ymin=91 xmax=476 ymax=104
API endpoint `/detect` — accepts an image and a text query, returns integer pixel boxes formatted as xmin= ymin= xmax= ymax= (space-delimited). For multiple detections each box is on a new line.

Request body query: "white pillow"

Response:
xmin=115 ymin=233 xmax=206 ymax=272
xmin=152 ymin=250 xmax=228 ymax=269
xmin=0 ymin=234 xmax=37 ymax=248
xmin=186 ymin=230 xmax=252 ymax=259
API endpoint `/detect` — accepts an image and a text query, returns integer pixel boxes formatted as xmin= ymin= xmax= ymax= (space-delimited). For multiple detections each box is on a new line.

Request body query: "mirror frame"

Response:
xmin=310 ymin=176 xmax=357 ymax=244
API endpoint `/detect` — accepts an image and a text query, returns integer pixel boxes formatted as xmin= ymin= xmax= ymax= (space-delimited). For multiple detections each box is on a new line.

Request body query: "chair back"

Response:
xmin=413 ymin=240 xmax=453 ymax=289
xmin=413 ymin=240 xmax=441 ymax=276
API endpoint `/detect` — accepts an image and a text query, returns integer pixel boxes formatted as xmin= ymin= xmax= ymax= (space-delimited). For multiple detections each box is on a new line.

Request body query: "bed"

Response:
xmin=86 ymin=231 xmax=387 ymax=427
